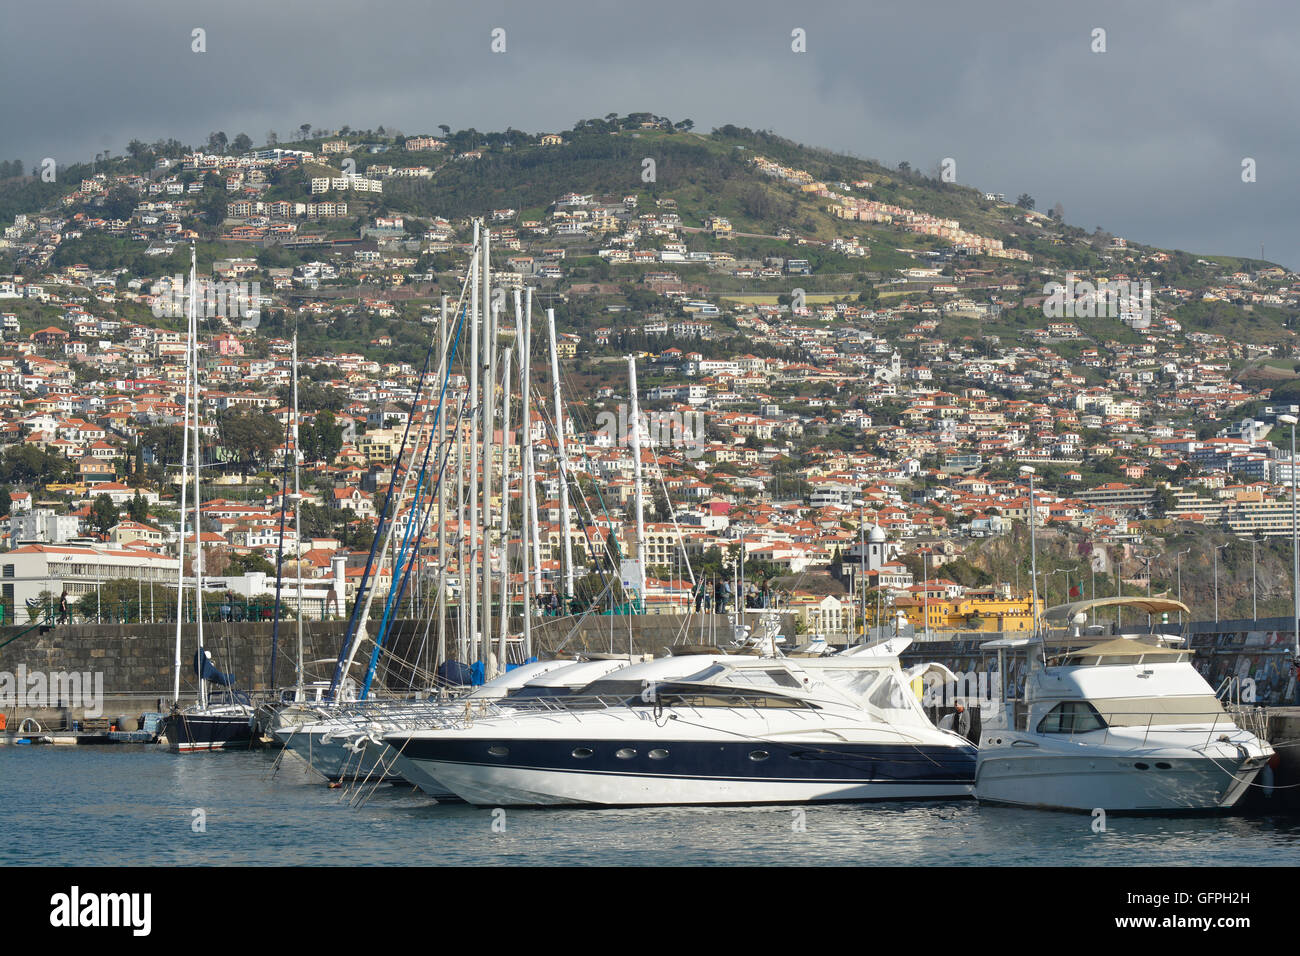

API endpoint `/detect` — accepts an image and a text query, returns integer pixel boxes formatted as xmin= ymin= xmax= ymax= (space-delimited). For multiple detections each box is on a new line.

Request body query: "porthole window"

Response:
xmin=648 ymin=748 xmax=669 ymax=760
xmin=572 ymin=747 xmax=593 ymax=759
xmin=749 ymin=750 xmax=770 ymax=761
xmin=1155 ymin=762 xmax=1172 ymax=770
xmin=487 ymin=745 xmax=508 ymax=757
xmin=1134 ymin=762 xmax=1150 ymax=770
xmin=615 ymin=748 xmax=636 ymax=759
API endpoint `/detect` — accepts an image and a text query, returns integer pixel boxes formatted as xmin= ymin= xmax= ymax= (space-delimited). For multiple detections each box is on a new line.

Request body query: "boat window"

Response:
xmin=579 ymin=679 xmax=657 ymax=699
xmin=617 ymin=681 xmax=813 ymax=709
xmin=819 ymin=667 xmax=889 ymax=703
xmin=505 ymin=686 xmax=574 ymax=700
xmin=1056 ymin=651 xmax=1191 ymax=666
xmin=1037 ymin=701 xmax=1107 ymax=734
xmin=721 ymin=668 xmax=803 ymax=690
xmin=655 ymin=691 xmax=809 ymax=709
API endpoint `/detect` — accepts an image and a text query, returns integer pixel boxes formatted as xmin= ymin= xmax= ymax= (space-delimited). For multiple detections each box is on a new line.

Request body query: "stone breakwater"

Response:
xmin=0 ymin=612 xmax=796 ymax=722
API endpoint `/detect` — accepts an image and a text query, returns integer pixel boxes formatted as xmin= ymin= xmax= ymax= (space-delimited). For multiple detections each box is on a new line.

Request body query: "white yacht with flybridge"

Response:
xmin=974 ymin=597 xmax=1273 ymax=813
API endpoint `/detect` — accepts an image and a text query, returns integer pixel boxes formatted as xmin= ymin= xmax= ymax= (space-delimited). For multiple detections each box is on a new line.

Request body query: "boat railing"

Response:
xmin=383 ymin=687 xmax=878 ymax=734
xmin=1077 ymin=708 xmax=1258 ymax=749
xmin=1225 ymin=704 xmax=1269 ymax=743
xmin=385 ymin=693 xmax=632 ymax=732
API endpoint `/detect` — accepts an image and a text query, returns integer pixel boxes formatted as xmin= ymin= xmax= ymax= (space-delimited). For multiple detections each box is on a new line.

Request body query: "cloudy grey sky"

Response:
xmin=4 ymin=0 xmax=1298 ymax=266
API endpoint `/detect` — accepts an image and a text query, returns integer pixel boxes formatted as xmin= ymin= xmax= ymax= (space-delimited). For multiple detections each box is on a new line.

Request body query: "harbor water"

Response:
xmin=4 ymin=747 xmax=1299 ymax=866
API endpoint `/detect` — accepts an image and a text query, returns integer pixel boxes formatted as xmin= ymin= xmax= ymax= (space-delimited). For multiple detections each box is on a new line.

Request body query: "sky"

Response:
xmin=4 ymin=0 xmax=1298 ymax=266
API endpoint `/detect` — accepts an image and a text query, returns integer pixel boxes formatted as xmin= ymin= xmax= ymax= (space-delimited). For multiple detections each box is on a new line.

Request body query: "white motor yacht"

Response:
xmin=974 ymin=597 xmax=1274 ymax=813
xmin=384 ymin=639 xmax=977 ymax=806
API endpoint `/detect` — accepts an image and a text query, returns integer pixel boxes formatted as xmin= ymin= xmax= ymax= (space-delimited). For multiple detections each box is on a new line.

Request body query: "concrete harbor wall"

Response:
xmin=0 ymin=612 xmax=792 ymax=725
xmin=0 ymin=618 xmax=353 ymax=727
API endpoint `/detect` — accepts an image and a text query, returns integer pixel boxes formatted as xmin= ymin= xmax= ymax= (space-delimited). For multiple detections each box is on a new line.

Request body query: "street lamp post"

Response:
xmin=1021 ymin=466 xmax=1039 ymax=635
xmin=1175 ymin=547 xmax=1191 ymax=624
xmin=1281 ymin=413 xmax=1300 ymax=657
xmin=859 ymin=501 xmax=867 ymax=644
xmin=1213 ymin=542 xmax=1229 ymax=624
xmin=1251 ymin=534 xmax=1259 ymax=620
xmin=1048 ymin=567 xmax=1075 ymax=609
xmin=921 ymin=547 xmax=931 ymax=642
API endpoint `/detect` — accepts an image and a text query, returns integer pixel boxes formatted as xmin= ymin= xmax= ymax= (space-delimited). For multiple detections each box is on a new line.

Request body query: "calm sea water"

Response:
xmin=3 ymin=747 xmax=1298 ymax=866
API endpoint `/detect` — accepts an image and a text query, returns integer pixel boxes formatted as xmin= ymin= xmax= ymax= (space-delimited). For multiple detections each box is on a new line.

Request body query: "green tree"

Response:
xmin=90 ymin=493 xmax=119 ymax=536
xmin=0 ymin=445 xmax=73 ymax=485
xmin=28 ymin=589 xmax=56 ymax=622
xmin=219 ymin=411 xmax=281 ymax=476
xmin=127 ymin=490 xmax=149 ymax=523
xmin=603 ymin=529 xmax=622 ymax=571
xmin=301 ymin=410 xmax=343 ymax=463
xmin=100 ymin=186 xmax=138 ymax=220
xmin=199 ymin=189 xmax=227 ymax=226
xmin=1151 ymin=485 xmax=1179 ymax=517
xmin=228 ymin=551 xmax=275 ymax=575
xmin=139 ymin=424 xmax=185 ymax=468
xmin=573 ymin=570 xmax=625 ymax=611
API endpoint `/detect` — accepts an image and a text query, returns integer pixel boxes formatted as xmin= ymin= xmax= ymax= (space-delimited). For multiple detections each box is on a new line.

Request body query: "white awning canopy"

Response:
xmin=1043 ymin=596 xmax=1190 ymax=623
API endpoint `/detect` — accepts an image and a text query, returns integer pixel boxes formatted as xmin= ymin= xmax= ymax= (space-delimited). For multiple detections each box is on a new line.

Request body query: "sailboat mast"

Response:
xmin=467 ymin=222 xmax=479 ymax=668
xmin=481 ymin=227 xmax=493 ymax=671
xmin=525 ymin=290 xmax=542 ymax=602
xmin=193 ymin=254 xmax=206 ymax=710
xmin=520 ymin=288 xmax=534 ymax=659
xmin=547 ymin=308 xmax=575 ymax=603
xmin=172 ymin=246 xmax=196 ymax=705
xmin=456 ymin=394 xmax=467 ymax=664
xmin=497 ymin=343 xmax=513 ymax=665
xmin=436 ymin=296 xmax=448 ymax=676
xmin=628 ymin=356 xmax=646 ymax=611
xmin=292 ymin=332 xmax=304 ymax=698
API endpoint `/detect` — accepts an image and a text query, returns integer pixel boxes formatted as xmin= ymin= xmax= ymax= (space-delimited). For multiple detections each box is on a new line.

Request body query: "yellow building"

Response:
xmin=357 ymin=427 xmax=404 ymax=463
xmin=885 ymin=592 xmax=1042 ymax=633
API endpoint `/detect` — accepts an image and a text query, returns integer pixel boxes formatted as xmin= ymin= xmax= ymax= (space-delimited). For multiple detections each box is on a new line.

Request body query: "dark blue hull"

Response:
xmin=161 ymin=712 xmax=257 ymax=752
xmin=390 ymin=736 xmax=977 ymax=790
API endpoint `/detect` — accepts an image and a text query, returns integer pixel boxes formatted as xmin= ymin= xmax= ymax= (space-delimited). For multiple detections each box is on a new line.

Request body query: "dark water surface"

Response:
xmin=3 ymin=747 xmax=1298 ymax=866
